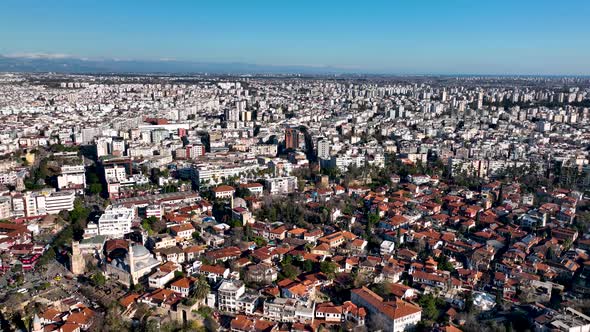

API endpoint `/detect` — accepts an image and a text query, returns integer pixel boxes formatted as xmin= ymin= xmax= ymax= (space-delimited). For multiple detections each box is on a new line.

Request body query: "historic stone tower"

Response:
xmin=70 ymin=241 xmax=85 ymax=275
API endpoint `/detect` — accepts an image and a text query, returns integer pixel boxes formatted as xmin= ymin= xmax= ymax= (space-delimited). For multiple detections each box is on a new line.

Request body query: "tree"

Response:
xmin=192 ymin=276 xmax=211 ymax=301
xmin=102 ymin=301 xmax=130 ymax=331
xmin=91 ymin=272 xmax=106 ymax=287
xmin=370 ymin=282 xmax=393 ymax=299
xmin=303 ymin=260 xmax=314 ymax=272
xmin=546 ymin=246 xmax=555 ymax=260
xmin=574 ymin=211 xmax=590 ymax=233
xmin=436 ymin=255 xmax=455 ymax=272
xmin=465 ymin=292 xmax=475 ymax=313
xmin=418 ymin=294 xmax=440 ymax=321
xmin=89 ymin=183 xmax=102 ymax=195
xmin=321 ymin=166 xmax=340 ymax=180
xmin=235 ymin=187 xmax=252 ymax=198
xmin=280 ymin=255 xmax=301 ymax=280
xmin=253 ymin=236 xmax=267 ymax=247
xmin=141 ymin=219 xmax=153 ymax=235
xmin=141 ymin=216 xmax=167 ymax=234
xmin=563 ymin=239 xmax=573 ymax=251
xmin=281 ymin=263 xmax=300 ymax=280
xmin=203 ymin=316 xmax=219 ymax=332
xmin=368 ymin=213 xmax=380 ymax=225
xmin=319 ymin=261 xmax=338 ymax=279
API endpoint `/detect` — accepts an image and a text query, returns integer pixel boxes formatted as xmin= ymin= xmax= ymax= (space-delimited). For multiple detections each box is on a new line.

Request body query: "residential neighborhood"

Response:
xmin=1 ymin=72 xmax=590 ymax=332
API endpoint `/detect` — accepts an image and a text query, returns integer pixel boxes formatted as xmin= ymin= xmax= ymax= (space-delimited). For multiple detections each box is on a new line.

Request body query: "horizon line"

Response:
xmin=1 ymin=53 xmax=590 ymax=77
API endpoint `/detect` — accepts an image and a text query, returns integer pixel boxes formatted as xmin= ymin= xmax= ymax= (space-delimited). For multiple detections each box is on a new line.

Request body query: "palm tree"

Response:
xmin=192 ymin=276 xmax=210 ymax=301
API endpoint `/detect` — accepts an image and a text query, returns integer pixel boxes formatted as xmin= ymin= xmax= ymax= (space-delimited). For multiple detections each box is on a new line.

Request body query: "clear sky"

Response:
xmin=1 ymin=0 xmax=589 ymax=75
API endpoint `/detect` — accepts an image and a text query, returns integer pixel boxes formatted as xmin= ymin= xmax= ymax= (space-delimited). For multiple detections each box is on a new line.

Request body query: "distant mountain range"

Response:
xmin=0 ymin=54 xmax=353 ymax=75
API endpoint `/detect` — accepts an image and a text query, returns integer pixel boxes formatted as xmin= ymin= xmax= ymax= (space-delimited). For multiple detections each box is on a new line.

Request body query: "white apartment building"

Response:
xmin=44 ymin=191 xmax=76 ymax=214
xmin=0 ymin=197 xmax=11 ymax=219
xmin=0 ymin=170 xmax=17 ymax=185
xmin=380 ymin=240 xmax=395 ymax=256
xmin=317 ymin=139 xmax=331 ymax=160
xmin=217 ymin=279 xmax=246 ymax=313
xmin=192 ymin=163 xmax=260 ymax=186
xmin=11 ymin=195 xmax=25 ymax=218
xmin=325 ymin=155 xmax=365 ymax=172
xmin=111 ymin=139 xmax=126 ymax=156
xmin=104 ymin=165 xmax=127 ymax=183
xmin=57 ymin=165 xmax=86 ymax=190
xmin=263 ymin=298 xmax=315 ymax=323
xmin=21 ymin=190 xmax=75 ymax=217
xmin=96 ymin=137 xmax=111 ymax=157
xmin=97 ymin=205 xmax=134 ymax=238
xmin=265 ymin=176 xmax=298 ymax=195
xmin=250 ymin=144 xmax=278 ymax=157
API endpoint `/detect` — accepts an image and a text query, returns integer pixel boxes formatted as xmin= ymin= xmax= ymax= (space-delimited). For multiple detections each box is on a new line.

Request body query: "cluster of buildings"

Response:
xmin=0 ymin=73 xmax=590 ymax=331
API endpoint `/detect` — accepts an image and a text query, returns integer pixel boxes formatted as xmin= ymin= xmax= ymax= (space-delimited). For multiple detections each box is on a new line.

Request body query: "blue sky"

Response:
xmin=1 ymin=0 xmax=589 ymax=74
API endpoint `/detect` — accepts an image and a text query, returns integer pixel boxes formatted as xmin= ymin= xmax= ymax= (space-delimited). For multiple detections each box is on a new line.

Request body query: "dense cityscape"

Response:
xmin=0 ymin=72 xmax=588 ymax=332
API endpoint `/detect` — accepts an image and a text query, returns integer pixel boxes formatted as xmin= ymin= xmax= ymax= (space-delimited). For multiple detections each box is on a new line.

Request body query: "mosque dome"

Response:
xmin=131 ymin=244 xmax=150 ymax=258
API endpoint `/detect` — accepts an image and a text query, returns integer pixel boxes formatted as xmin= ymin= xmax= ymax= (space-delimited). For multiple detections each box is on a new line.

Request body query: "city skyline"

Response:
xmin=2 ymin=0 xmax=590 ymax=75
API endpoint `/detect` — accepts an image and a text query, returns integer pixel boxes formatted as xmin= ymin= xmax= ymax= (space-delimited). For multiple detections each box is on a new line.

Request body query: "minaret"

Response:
xmin=31 ymin=314 xmax=42 ymax=332
xmin=128 ymin=243 xmax=135 ymax=285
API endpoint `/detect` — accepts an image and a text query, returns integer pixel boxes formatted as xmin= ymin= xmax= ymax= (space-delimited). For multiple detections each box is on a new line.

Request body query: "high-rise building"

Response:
xmin=240 ymin=110 xmax=252 ymax=122
xmin=285 ymin=127 xmax=300 ymax=150
xmin=225 ymin=101 xmax=245 ymax=123
xmin=96 ymin=137 xmax=111 ymax=157
xmin=317 ymin=139 xmax=331 ymax=160
xmin=477 ymin=91 xmax=484 ymax=109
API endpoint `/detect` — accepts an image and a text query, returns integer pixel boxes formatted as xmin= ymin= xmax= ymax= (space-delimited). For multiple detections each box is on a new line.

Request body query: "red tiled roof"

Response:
xmin=352 ymin=286 xmax=421 ymax=320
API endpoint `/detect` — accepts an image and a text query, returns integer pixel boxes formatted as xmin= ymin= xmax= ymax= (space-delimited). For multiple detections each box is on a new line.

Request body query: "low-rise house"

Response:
xmin=351 ymin=287 xmax=422 ymax=332
xmin=315 ymin=302 xmax=342 ymax=322
xmin=303 ymin=229 xmax=324 ymax=243
xmin=139 ymin=288 xmax=183 ymax=308
xmin=154 ymin=246 xmax=185 ymax=264
xmin=263 ymin=298 xmax=315 ymax=323
xmin=170 ymin=277 xmax=197 ymax=297
xmin=350 ymin=238 xmax=368 ymax=253
xmin=148 ymin=261 xmax=181 ymax=289
xmin=239 ymin=182 xmax=264 ymax=197
xmin=205 ymin=246 xmax=242 ymax=263
xmin=169 ymin=223 xmax=195 ymax=240
xmin=212 ymin=185 xmax=235 ymax=199
xmin=411 ymin=270 xmax=452 ymax=291
xmin=280 ymin=280 xmax=316 ymax=305
xmin=147 ymin=234 xmax=177 ymax=250
xmin=245 ymin=263 xmax=278 ymax=285
xmin=342 ymin=301 xmax=366 ymax=326
xmin=230 ymin=315 xmax=277 ymax=332
xmin=198 ymin=264 xmax=230 ymax=283
xmin=183 ymin=245 xmax=205 ymax=262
